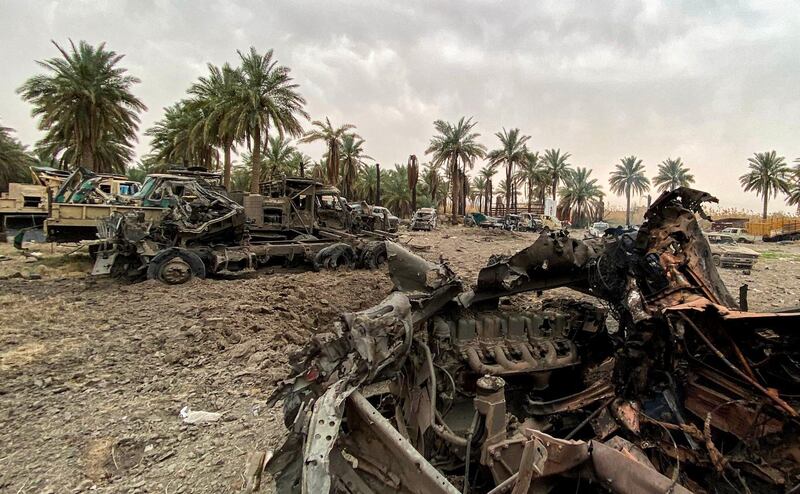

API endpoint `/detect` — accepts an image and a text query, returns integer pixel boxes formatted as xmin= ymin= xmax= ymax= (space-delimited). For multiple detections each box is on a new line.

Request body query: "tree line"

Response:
xmin=2 ymin=40 xmax=800 ymax=224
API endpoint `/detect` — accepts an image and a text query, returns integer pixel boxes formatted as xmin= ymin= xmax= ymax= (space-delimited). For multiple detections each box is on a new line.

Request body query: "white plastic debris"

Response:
xmin=179 ymin=405 xmax=223 ymax=424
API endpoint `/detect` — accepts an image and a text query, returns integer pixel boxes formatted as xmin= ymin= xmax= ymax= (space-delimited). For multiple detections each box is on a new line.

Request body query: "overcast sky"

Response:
xmin=1 ymin=0 xmax=799 ymax=211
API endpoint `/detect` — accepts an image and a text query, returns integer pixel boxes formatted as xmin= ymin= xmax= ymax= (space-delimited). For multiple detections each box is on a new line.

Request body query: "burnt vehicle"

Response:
xmin=517 ymin=212 xmax=542 ymax=232
xmin=1 ymin=166 xmax=141 ymax=240
xmin=586 ymin=221 xmax=610 ymax=238
xmin=43 ymin=167 xmax=149 ymax=243
xmin=348 ymin=202 xmax=400 ymax=233
xmin=263 ymin=187 xmax=800 ymax=493
xmin=93 ymin=176 xmax=391 ymax=283
xmin=410 ymin=207 xmax=438 ymax=231
xmin=707 ymin=232 xmax=760 ymax=268
xmin=503 ymin=213 xmax=521 ymax=231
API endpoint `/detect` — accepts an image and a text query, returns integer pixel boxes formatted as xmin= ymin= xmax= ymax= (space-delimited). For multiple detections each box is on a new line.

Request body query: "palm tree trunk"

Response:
xmin=505 ymin=162 xmax=511 ymax=214
xmin=625 ymin=188 xmax=631 ymax=227
xmin=223 ymin=142 xmax=232 ymax=191
xmin=82 ymin=141 xmax=95 ymax=172
xmin=528 ymin=179 xmax=532 ymax=210
xmin=552 ymin=177 xmax=557 ymax=201
xmin=375 ymin=164 xmax=381 ymax=206
xmin=450 ymin=156 xmax=458 ymax=222
xmin=513 ymin=182 xmax=518 ymax=211
xmin=762 ymin=193 xmax=768 ymax=220
xmin=250 ymin=126 xmax=262 ymax=194
xmin=485 ymin=186 xmax=490 ymax=214
xmin=327 ymin=140 xmax=337 ymax=186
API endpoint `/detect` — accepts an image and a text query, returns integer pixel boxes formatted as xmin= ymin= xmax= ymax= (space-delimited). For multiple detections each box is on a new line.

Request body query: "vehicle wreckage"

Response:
xmin=93 ymin=176 xmax=391 ymax=283
xmin=263 ymin=187 xmax=800 ymax=493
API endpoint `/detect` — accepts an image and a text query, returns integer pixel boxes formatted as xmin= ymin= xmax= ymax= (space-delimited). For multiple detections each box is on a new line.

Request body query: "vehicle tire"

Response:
xmin=712 ymin=254 xmax=721 ymax=267
xmin=359 ymin=241 xmax=387 ymax=269
xmin=147 ymin=248 xmax=206 ymax=285
xmin=313 ymin=243 xmax=357 ymax=271
xmin=541 ymin=227 xmax=550 ymax=235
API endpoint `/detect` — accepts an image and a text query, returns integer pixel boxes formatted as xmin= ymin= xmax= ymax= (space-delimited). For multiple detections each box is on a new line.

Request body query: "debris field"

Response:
xmin=1 ymin=191 xmax=800 ymax=493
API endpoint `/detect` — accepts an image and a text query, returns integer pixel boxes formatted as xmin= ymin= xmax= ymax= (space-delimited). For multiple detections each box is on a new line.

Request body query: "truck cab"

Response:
xmin=249 ymin=177 xmax=355 ymax=238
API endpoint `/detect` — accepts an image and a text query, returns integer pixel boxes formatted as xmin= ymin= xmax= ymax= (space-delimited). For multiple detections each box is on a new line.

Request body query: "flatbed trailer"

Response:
xmin=95 ymin=226 xmax=391 ymax=284
xmin=92 ymin=176 xmax=394 ymax=284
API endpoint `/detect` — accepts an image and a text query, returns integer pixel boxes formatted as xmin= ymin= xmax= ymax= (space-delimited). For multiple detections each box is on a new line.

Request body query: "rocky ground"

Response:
xmin=1 ymin=227 xmax=799 ymax=493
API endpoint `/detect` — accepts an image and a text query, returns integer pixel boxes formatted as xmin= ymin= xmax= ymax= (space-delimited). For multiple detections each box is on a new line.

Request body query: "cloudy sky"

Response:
xmin=1 ymin=0 xmax=799 ymax=211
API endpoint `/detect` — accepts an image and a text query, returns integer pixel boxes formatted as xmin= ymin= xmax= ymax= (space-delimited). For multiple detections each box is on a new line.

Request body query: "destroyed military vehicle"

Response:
xmin=263 ymin=187 xmax=800 ymax=494
xmin=348 ymin=202 xmax=400 ymax=233
xmin=410 ymin=207 xmax=438 ymax=231
xmin=93 ymin=176 xmax=390 ymax=283
xmin=1 ymin=166 xmax=140 ymax=237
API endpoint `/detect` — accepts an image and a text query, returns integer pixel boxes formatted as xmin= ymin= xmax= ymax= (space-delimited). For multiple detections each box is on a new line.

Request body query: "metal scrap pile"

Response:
xmin=265 ymin=188 xmax=800 ymax=493
xmin=96 ymin=176 xmax=246 ymax=281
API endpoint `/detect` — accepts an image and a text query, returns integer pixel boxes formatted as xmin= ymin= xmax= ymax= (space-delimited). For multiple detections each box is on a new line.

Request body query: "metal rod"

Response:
xmin=677 ymin=312 xmax=798 ymax=417
xmin=565 ymin=396 xmax=615 ymax=440
xmin=463 ymin=410 xmax=480 ymax=494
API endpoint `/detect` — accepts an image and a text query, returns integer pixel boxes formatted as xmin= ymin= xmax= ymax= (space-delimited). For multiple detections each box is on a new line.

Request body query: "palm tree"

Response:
xmin=262 ymin=135 xmax=298 ymax=180
xmin=356 ymin=164 xmax=379 ymax=203
xmin=542 ymin=149 xmax=572 ymax=204
xmin=188 ymin=63 xmax=241 ymax=189
xmin=514 ymin=151 xmax=543 ymax=210
xmin=146 ymin=101 xmax=217 ymax=167
xmin=339 ymin=133 xmax=372 ymax=199
xmin=496 ymin=180 xmax=508 ymax=209
xmin=786 ymin=161 xmax=800 ymax=212
xmin=558 ymin=167 xmax=603 ymax=227
xmin=422 ymin=163 xmax=443 ymax=210
xmin=300 ymin=117 xmax=357 ymax=189
xmin=125 ymin=154 xmax=170 ymax=183
xmin=290 ymin=151 xmax=312 ymax=178
xmin=17 ymin=40 xmax=146 ymax=173
xmin=425 ymin=117 xmax=486 ymax=220
xmin=471 ymin=175 xmax=486 ymax=212
xmin=739 ymin=151 xmax=791 ymax=219
xmin=383 ymin=165 xmax=412 ymax=218
xmin=609 ymin=156 xmax=650 ymax=226
xmin=227 ymin=47 xmax=308 ymax=193
xmin=478 ymin=165 xmax=496 ymax=214
xmin=0 ymin=123 xmax=35 ymax=190
xmin=309 ymin=159 xmax=326 ymax=181
xmin=408 ymin=155 xmax=419 ymax=212
xmin=653 ymin=157 xmax=694 ymax=192
xmin=230 ymin=163 xmax=251 ymax=192
xmin=486 ymin=128 xmax=531 ymax=213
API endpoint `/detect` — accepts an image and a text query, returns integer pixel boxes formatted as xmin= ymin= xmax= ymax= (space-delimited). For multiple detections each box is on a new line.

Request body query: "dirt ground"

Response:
xmin=1 ymin=227 xmax=799 ymax=493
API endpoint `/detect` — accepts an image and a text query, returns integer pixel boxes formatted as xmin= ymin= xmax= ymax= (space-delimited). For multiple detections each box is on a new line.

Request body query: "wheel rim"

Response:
xmin=159 ymin=257 xmax=193 ymax=284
